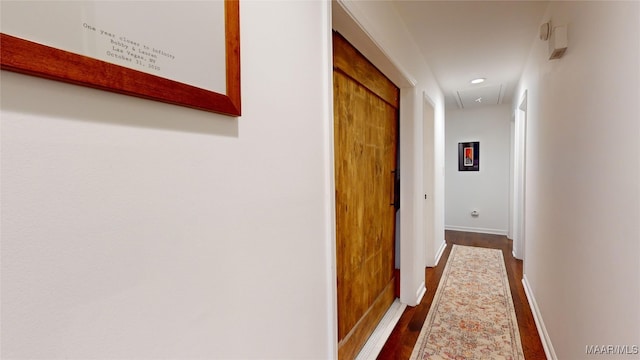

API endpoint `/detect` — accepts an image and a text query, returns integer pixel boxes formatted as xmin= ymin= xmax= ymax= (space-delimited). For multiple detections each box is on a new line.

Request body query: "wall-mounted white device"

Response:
xmin=549 ymin=25 xmax=568 ymax=59
xmin=540 ymin=21 xmax=568 ymax=60
xmin=471 ymin=210 xmax=479 ymax=217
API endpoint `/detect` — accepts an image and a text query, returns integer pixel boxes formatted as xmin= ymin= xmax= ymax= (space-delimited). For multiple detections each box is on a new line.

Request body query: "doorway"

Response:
xmin=423 ymin=94 xmax=436 ymax=267
xmin=333 ymin=31 xmax=400 ymax=360
xmin=511 ymin=90 xmax=527 ymax=260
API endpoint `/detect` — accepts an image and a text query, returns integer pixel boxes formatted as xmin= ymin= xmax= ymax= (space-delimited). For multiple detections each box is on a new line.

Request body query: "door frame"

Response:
xmin=511 ymin=90 xmax=528 ymax=260
xmin=333 ymin=1 xmax=427 ymax=308
xmin=422 ymin=93 xmax=436 ymax=267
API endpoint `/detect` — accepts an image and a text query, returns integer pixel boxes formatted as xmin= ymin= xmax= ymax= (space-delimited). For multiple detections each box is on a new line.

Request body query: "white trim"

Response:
xmin=333 ymin=0 xmax=417 ymax=87
xmin=522 ymin=275 xmax=557 ymax=360
xmin=434 ymin=241 xmax=447 ymax=267
xmin=415 ymin=281 xmax=426 ymax=305
xmin=445 ymin=225 xmax=508 ymax=236
xmin=512 ymin=90 xmax=528 ymax=261
xmin=323 ymin=1 xmax=338 ymax=357
xmin=355 ymin=299 xmax=407 ymax=360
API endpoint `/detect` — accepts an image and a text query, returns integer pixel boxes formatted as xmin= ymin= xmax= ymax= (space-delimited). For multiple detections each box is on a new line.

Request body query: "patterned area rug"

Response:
xmin=410 ymin=245 xmax=524 ymax=360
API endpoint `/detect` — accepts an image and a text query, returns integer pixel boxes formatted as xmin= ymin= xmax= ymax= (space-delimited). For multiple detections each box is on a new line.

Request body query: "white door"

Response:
xmin=423 ymin=94 xmax=436 ymax=266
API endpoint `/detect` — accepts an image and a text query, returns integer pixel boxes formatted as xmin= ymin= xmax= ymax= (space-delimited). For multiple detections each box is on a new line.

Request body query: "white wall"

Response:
xmin=334 ymin=0 xmax=446 ymax=305
xmin=1 ymin=2 xmax=337 ymax=358
xmin=516 ymin=1 xmax=640 ymax=359
xmin=445 ymin=105 xmax=511 ymax=235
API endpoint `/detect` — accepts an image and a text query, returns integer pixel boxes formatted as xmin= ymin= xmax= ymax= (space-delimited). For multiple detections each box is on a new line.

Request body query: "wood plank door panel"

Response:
xmin=333 ymin=32 xmax=399 ymax=360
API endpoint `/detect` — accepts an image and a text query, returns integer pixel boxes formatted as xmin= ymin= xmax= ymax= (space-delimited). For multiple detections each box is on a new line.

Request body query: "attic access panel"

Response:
xmin=456 ymin=84 xmax=502 ymax=109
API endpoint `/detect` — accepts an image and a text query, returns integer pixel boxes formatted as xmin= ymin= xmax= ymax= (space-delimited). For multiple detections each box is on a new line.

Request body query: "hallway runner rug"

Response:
xmin=410 ymin=245 xmax=524 ymax=360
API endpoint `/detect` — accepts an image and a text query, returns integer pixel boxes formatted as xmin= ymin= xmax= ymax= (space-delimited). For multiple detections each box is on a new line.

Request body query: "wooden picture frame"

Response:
xmin=458 ymin=141 xmax=480 ymax=171
xmin=0 ymin=1 xmax=241 ymax=116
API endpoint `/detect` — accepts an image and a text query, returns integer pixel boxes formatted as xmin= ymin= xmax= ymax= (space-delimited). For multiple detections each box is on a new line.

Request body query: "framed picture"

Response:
xmin=458 ymin=141 xmax=480 ymax=171
xmin=0 ymin=0 xmax=240 ymax=116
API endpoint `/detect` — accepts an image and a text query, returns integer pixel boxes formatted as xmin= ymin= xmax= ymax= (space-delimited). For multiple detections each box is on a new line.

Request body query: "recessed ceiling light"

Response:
xmin=471 ymin=78 xmax=486 ymax=84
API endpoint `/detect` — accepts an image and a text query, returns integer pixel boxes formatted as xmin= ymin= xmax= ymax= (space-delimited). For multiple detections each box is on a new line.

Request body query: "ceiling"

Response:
xmin=393 ymin=0 xmax=548 ymax=109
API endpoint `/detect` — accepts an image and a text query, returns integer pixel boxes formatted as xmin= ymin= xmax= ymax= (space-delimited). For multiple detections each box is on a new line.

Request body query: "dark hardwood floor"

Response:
xmin=377 ymin=230 xmax=546 ymax=360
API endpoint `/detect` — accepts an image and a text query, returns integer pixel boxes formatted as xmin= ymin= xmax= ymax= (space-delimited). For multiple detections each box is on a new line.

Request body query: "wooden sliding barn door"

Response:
xmin=333 ymin=32 xmax=399 ymax=360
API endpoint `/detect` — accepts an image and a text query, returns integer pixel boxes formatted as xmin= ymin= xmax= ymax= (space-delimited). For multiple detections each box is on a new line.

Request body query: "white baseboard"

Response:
xmin=522 ymin=275 xmax=557 ymax=360
xmin=445 ymin=225 xmax=508 ymax=236
xmin=434 ymin=241 xmax=447 ymax=267
xmin=355 ymin=299 xmax=407 ymax=360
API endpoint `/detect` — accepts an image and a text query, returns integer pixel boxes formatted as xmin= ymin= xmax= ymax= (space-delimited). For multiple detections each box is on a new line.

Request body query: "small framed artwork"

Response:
xmin=458 ymin=141 xmax=480 ymax=171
